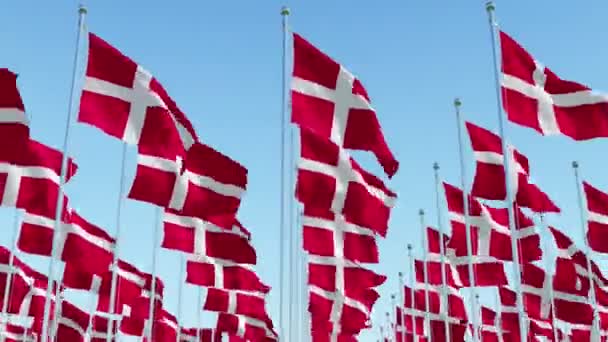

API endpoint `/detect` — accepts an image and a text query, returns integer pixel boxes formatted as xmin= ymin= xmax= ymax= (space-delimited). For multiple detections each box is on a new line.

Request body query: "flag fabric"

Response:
xmin=500 ymin=30 xmax=608 ymax=140
xmin=291 ymin=33 xmax=398 ymax=178
xmin=466 ymin=121 xmax=560 ymax=213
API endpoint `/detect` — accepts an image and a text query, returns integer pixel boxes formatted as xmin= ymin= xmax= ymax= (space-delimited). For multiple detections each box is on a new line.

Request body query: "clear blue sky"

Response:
xmin=2 ymin=1 xmax=608 ymax=341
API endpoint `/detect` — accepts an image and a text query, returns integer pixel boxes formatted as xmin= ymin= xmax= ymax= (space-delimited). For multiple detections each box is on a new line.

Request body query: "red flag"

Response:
xmin=0 ymin=69 xmax=29 ymax=161
xmin=500 ymin=30 xmax=608 ymax=140
xmin=80 ymin=33 xmax=197 ymax=159
xmin=466 ymin=121 xmax=559 ymax=213
xmin=291 ymin=33 xmax=398 ymax=177
xmin=296 ymin=128 xmax=396 ymax=237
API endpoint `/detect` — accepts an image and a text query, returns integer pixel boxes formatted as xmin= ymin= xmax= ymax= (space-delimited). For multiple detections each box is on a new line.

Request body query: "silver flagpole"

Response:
xmin=432 ymin=162 xmax=451 ymax=341
xmin=196 ymin=287 xmax=203 ymax=341
xmin=278 ymin=5 xmax=290 ymax=340
xmin=407 ymin=244 xmax=418 ymax=341
xmin=572 ymin=161 xmax=600 ymax=340
xmin=539 ymin=214 xmax=560 ymax=342
xmin=106 ymin=143 xmax=127 ymax=341
xmin=484 ymin=3 xmax=527 ymax=340
xmin=398 ymin=272 xmax=406 ymax=342
xmin=475 ymin=294 xmax=482 ymax=341
xmin=41 ymin=4 xmax=87 ymax=341
xmin=175 ymin=254 xmax=185 ymax=342
xmin=418 ymin=210 xmax=432 ymax=342
xmin=391 ymin=293 xmax=397 ymax=342
xmin=0 ymin=209 xmax=21 ymax=339
xmin=453 ymin=98 xmax=479 ymax=341
xmin=145 ymin=207 xmax=162 ymax=340
xmin=494 ymin=291 xmax=503 ymax=342
xmin=385 ymin=312 xmax=392 ymax=342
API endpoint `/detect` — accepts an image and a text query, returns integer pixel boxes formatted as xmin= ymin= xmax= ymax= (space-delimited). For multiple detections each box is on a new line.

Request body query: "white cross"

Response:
xmin=84 ymin=66 xmax=165 ymax=145
xmin=298 ymin=148 xmax=395 ymax=217
xmin=292 ymin=66 xmax=374 ymax=147
xmin=137 ymin=153 xmax=245 ymax=213
xmin=329 ymin=215 xmax=347 ymax=341
xmin=164 ymin=211 xmax=249 ymax=256
xmin=0 ymin=164 xmax=22 ymax=207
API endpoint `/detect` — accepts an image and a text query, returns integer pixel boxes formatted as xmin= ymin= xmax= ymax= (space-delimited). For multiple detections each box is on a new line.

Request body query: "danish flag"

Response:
xmin=80 ymin=33 xmax=198 ymax=158
xmin=0 ymin=69 xmax=29 ymax=161
xmin=186 ymin=255 xmax=270 ymax=293
xmin=583 ymin=181 xmax=608 ymax=254
xmin=291 ymin=33 xmax=398 ymax=177
xmin=128 ymin=141 xmax=247 ymax=220
xmin=500 ymin=30 xmax=608 ymax=140
xmin=295 ymin=128 xmax=396 ymax=237
xmin=202 ymin=288 xmax=272 ymax=326
xmin=0 ymin=139 xmax=77 ymax=219
xmin=162 ymin=210 xmax=255 ymax=264
xmin=466 ymin=121 xmax=559 ymax=213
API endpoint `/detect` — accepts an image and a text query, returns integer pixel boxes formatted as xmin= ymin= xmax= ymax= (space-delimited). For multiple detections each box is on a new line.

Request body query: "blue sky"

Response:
xmin=2 ymin=1 xmax=608 ymax=341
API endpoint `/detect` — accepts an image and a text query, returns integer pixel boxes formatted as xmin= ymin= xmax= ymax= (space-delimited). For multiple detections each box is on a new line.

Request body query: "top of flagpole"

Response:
xmin=433 ymin=162 xmax=439 ymax=171
xmin=572 ymin=160 xmax=579 ymax=169
xmin=485 ymin=1 xmax=495 ymax=12
xmin=281 ymin=6 xmax=290 ymax=16
xmin=454 ymin=97 xmax=462 ymax=108
xmin=78 ymin=4 xmax=87 ymax=15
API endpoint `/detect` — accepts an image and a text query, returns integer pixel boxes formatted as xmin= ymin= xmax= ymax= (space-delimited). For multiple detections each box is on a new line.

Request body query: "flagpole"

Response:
xmin=41 ymin=5 xmax=87 ymax=340
xmin=385 ymin=312 xmax=392 ymax=342
xmin=407 ymin=244 xmax=418 ymax=341
xmin=106 ymin=143 xmax=127 ymax=341
xmin=175 ymin=254 xmax=185 ymax=342
xmin=484 ymin=3 xmax=527 ymax=341
xmin=145 ymin=207 xmax=162 ymax=340
xmin=432 ymin=162 xmax=451 ymax=341
xmin=452 ymin=98 xmax=479 ymax=341
xmin=391 ymin=293 xmax=397 ymax=341
xmin=417 ymin=210 xmax=432 ymax=342
xmin=278 ymin=5 xmax=290 ymax=340
xmin=572 ymin=161 xmax=600 ymax=339
xmin=538 ymin=214 xmax=560 ymax=342
xmin=0 ymin=210 xmax=21 ymax=334
xmin=398 ymin=272 xmax=406 ymax=342
xmin=196 ymin=287 xmax=203 ymax=341
xmin=493 ymin=291 xmax=503 ymax=342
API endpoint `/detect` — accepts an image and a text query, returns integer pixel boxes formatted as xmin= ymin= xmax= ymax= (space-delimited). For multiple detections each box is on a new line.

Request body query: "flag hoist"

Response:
xmin=485 ymin=2 xmax=528 ymax=341
xmin=40 ymin=4 xmax=87 ymax=341
xmin=432 ymin=162 xmax=451 ymax=341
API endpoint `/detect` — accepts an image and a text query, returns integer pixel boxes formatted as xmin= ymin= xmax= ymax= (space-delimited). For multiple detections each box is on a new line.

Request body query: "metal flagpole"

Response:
xmin=475 ymin=293 xmax=482 ymax=341
xmin=385 ymin=312 xmax=392 ymax=342
xmin=391 ymin=293 xmax=397 ymax=341
xmin=106 ymin=143 xmax=127 ymax=341
xmin=494 ymin=291 xmax=503 ymax=342
xmin=484 ymin=3 xmax=527 ymax=340
xmin=418 ymin=210 xmax=432 ymax=342
xmin=175 ymin=254 xmax=185 ymax=342
xmin=278 ymin=5 xmax=290 ymax=340
xmin=41 ymin=5 xmax=87 ymax=341
xmin=196 ymin=287 xmax=203 ymax=341
xmin=432 ymin=162 xmax=451 ymax=341
xmin=538 ymin=214 xmax=560 ymax=342
xmin=398 ymin=272 xmax=406 ymax=342
xmin=0 ymin=209 xmax=21 ymax=338
xmin=452 ymin=98 xmax=479 ymax=341
xmin=145 ymin=207 xmax=162 ymax=340
xmin=572 ymin=161 xmax=600 ymax=340
xmin=407 ymin=244 xmax=418 ymax=341
xmin=85 ymin=277 xmax=100 ymax=341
